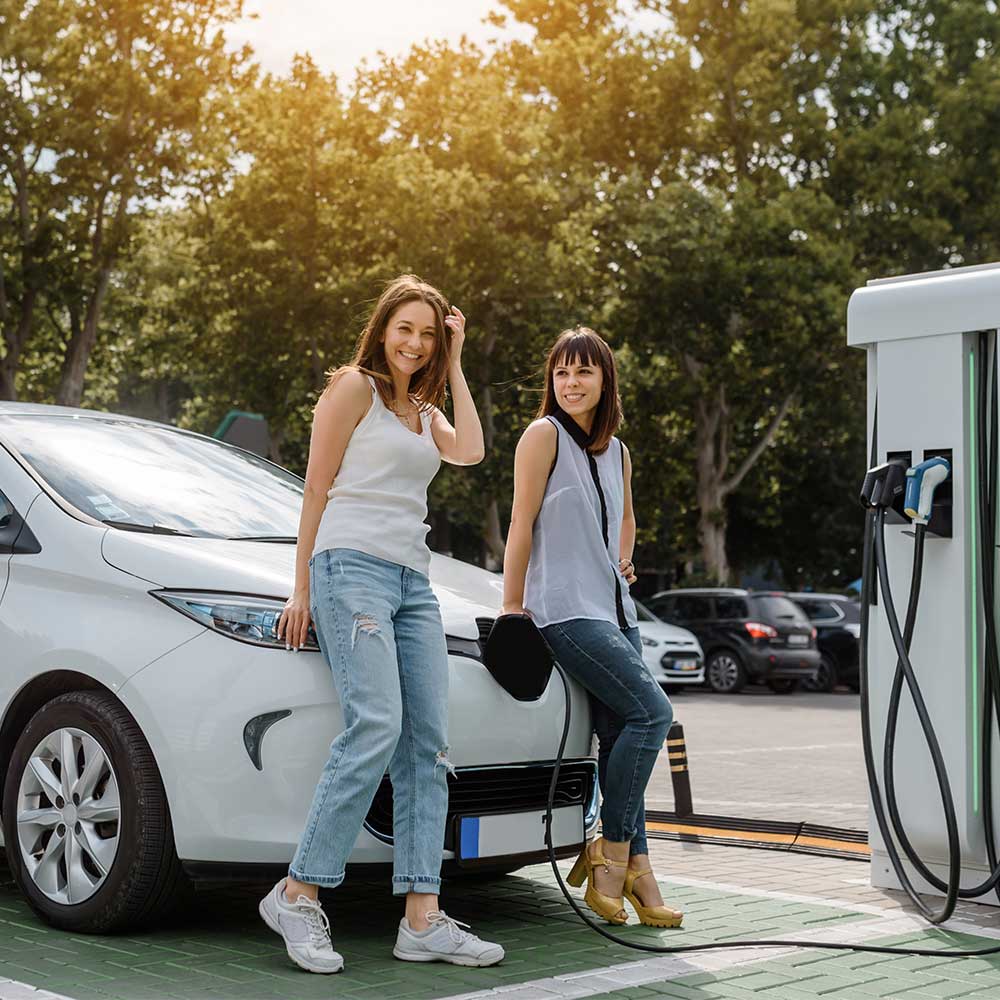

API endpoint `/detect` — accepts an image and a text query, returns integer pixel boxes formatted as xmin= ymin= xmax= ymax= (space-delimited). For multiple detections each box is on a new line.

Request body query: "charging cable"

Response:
xmin=538 ymin=436 xmax=1000 ymax=955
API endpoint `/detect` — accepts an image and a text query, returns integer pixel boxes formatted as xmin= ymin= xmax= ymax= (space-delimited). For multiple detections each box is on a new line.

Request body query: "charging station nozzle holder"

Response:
xmin=883 ymin=449 xmax=953 ymax=538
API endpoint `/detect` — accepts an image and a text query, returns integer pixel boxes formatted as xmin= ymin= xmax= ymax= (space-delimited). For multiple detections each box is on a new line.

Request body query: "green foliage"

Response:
xmin=6 ymin=0 xmax=1000 ymax=583
xmin=0 ymin=0 xmax=249 ymax=403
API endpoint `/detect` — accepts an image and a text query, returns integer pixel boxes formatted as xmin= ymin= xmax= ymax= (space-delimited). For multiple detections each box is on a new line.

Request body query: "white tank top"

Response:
xmin=313 ymin=375 xmax=441 ymax=575
xmin=524 ymin=413 xmax=638 ymax=630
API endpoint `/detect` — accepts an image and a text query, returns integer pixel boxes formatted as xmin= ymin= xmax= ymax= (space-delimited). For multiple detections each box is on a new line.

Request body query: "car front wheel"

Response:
xmin=2 ymin=690 xmax=186 ymax=933
xmin=706 ymin=650 xmax=746 ymax=693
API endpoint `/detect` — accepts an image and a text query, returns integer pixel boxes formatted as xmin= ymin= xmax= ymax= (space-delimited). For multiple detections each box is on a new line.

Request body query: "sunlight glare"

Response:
xmin=227 ymin=1 xmax=522 ymax=79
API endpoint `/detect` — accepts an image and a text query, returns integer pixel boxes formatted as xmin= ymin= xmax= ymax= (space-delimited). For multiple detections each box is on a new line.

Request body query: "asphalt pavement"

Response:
xmin=646 ymin=688 xmax=867 ymax=831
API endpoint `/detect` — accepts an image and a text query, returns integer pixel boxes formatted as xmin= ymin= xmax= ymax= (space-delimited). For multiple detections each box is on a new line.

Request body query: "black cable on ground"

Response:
xmin=543 ymin=637 xmax=1000 ymax=956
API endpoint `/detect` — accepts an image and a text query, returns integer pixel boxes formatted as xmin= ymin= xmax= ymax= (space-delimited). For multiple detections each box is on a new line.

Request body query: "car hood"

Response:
xmin=101 ymin=532 xmax=502 ymax=640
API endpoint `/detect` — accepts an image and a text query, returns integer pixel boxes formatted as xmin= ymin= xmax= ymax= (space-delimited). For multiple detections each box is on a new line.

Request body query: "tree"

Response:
xmin=351 ymin=39 xmax=584 ymax=565
xmin=0 ymin=0 xmax=248 ymax=403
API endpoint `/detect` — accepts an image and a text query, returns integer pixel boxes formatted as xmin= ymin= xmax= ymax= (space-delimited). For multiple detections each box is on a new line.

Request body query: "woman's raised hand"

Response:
xmin=445 ymin=306 xmax=466 ymax=368
xmin=278 ymin=589 xmax=312 ymax=651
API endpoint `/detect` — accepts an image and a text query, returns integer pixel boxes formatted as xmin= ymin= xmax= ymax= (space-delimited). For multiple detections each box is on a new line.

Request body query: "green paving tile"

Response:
xmin=669 ymin=931 xmax=1000 ymax=1000
xmin=0 ymin=856 xmax=872 ymax=1000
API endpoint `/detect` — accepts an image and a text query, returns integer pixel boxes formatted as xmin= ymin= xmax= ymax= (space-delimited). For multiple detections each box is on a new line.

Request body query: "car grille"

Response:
xmin=364 ymin=761 xmax=597 ymax=844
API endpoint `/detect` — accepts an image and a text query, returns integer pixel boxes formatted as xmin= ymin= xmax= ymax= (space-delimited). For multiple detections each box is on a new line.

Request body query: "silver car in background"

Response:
xmin=634 ymin=600 xmax=705 ymax=690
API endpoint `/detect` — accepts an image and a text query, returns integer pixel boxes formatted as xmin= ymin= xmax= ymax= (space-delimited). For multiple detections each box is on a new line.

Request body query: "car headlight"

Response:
xmin=152 ymin=590 xmax=320 ymax=651
xmin=641 ymin=636 xmax=659 ymax=648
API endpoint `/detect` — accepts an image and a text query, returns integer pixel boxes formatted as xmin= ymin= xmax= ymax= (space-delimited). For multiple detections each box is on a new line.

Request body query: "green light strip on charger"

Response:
xmin=970 ymin=347 xmax=980 ymax=814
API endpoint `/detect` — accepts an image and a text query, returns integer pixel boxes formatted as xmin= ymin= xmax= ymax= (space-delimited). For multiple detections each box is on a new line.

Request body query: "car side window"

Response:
xmin=0 ymin=491 xmax=12 ymax=527
xmin=650 ymin=596 xmax=675 ymax=620
xmin=674 ymin=596 xmax=712 ymax=621
xmin=800 ymin=599 xmax=838 ymax=621
xmin=716 ymin=597 xmax=749 ymax=619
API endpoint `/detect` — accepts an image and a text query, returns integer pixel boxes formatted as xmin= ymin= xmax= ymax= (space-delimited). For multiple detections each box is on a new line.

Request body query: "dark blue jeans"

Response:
xmin=541 ymin=620 xmax=673 ymax=855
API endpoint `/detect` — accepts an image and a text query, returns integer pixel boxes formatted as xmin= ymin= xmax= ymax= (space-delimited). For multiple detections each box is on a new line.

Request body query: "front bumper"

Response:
xmin=643 ymin=647 xmax=704 ymax=683
xmin=367 ymin=760 xmax=599 ymax=868
xmin=656 ymin=652 xmax=705 ymax=685
xmin=119 ymin=628 xmax=595 ymax=865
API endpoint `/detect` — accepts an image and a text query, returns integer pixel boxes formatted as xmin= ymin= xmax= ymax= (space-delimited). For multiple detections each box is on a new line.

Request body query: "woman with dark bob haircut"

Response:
xmin=502 ymin=327 xmax=683 ymax=929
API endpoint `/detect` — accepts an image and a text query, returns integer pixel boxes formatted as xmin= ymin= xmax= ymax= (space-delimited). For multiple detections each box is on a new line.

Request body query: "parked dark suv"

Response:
xmin=645 ymin=588 xmax=820 ymax=694
xmin=786 ymin=592 xmax=861 ymax=693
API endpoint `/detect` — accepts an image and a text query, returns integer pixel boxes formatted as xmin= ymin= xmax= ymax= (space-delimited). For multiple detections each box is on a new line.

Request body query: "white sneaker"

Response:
xmin=393 ymin=910 xmax=504 ymax=967
xmin=259 ymin=879 xmax=345 ymax=974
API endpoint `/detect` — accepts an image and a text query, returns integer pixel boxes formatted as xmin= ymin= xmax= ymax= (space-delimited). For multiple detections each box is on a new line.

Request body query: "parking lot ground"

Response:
xmin=4 ymin=835 xmax=1000 ymax=1000
xmin=646 ymin=690 xmax=868 ymax=831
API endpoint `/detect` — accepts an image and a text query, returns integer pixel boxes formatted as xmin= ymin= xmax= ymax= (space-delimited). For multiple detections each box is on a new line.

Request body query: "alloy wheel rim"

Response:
xmin=16 ymin=727 xmax=121 ymax=905
xmin=710 ymin=654 xmax=739 ymax=691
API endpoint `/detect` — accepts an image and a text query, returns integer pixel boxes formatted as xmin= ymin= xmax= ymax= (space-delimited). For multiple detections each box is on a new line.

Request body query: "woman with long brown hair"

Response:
xmin=502 ymin=327 xmax=684 ymax=930
xmin=259 ymin=275 xmax=504 ymax=973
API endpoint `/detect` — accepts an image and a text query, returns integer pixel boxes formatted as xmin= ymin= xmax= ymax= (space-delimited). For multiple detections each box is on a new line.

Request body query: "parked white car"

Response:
xmin=635 ymin=600 xmax=705 ymax=689
xmin=0 ymin=404 xmax=597 ymax=933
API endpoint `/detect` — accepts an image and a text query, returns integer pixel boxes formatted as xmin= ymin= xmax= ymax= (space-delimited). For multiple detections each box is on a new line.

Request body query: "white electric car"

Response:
xmin=0 ymin=403 xmax=596 ymax=933
xmin=635 ymin=600 xmax=705 ymax=689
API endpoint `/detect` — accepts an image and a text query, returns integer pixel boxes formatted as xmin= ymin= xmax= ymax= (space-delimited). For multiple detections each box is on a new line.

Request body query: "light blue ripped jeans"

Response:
xmin=289 ymin=547 xmax=452 ymax=895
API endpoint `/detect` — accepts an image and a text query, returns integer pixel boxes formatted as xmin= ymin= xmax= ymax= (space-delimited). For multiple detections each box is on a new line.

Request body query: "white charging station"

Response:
xmin=848 ymin=261 xmax=1000 ymax=904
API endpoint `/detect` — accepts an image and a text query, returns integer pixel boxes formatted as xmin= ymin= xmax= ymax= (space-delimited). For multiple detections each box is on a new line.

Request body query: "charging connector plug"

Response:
xmin=861 ymin=461 xmax=908 ymax=509
xmin=904 ymin=457 xmax=951 ymax=524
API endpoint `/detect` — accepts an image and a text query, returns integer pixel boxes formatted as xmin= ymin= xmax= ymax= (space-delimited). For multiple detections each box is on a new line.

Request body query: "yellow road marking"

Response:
xmin=644 ymin=820 xmax=871 ymax=855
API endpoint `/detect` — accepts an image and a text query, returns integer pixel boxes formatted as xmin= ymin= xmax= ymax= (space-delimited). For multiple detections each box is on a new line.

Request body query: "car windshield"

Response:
xmin=2 ymin=413 xmax=303 ymax=539
xmin=634 ymin=600 xmax=661 ymax=623
xmin=753 ymin=595 xmax=810 ymax=624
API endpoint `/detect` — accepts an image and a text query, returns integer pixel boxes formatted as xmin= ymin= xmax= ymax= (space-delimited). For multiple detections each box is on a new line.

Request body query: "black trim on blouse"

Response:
xmin=550 ymin=410 xmax=628 ymax=630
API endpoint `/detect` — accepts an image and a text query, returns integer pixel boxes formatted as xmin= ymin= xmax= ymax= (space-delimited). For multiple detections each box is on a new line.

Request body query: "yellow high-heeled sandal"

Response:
xmin=566 ymin=840 xmax=629 ymax=925
xmin=623 ymin=867 xmax=684 ymax=928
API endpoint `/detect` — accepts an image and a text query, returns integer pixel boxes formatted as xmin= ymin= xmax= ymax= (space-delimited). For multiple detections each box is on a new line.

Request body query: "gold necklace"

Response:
xmin=389 ymin=397 xmax=419 ymax=428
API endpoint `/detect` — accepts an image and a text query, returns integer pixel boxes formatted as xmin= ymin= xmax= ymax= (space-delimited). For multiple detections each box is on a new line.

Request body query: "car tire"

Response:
xmin=2 ymin=690 xmax=187 ymax=933
xmin=803 ymin=655 xmax=838 ymax=693
xmin=706 ymin=650 xmax=747 ymax=694
xmin=767 ymin=679 xmax=799 ymax=694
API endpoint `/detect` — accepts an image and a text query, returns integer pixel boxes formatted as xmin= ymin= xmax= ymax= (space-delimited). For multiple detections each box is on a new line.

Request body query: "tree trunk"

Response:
xmin=1 ymin=153 xmax=40 ymax=402
xmin=479 ymin=328 xmax=505 ymax=568
xmin=0 ymin=288 xmax=36 ymax=401
xmin=484 ymin=497 xmax=505 ymax=570
xmin=480 ymin=377 xmax=506 ymax=568
xmin=56 ymin=270 xmax=111 ymax=406
xmin=685 ymin=352 xmax=797 ymax=585
xmin=692 ymin=383 xmax=731 ymax=584
xmin=55 ymin=23 xmax=136 ymax=409
xmin=697 ymin=501 xmax=730 ymax=584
